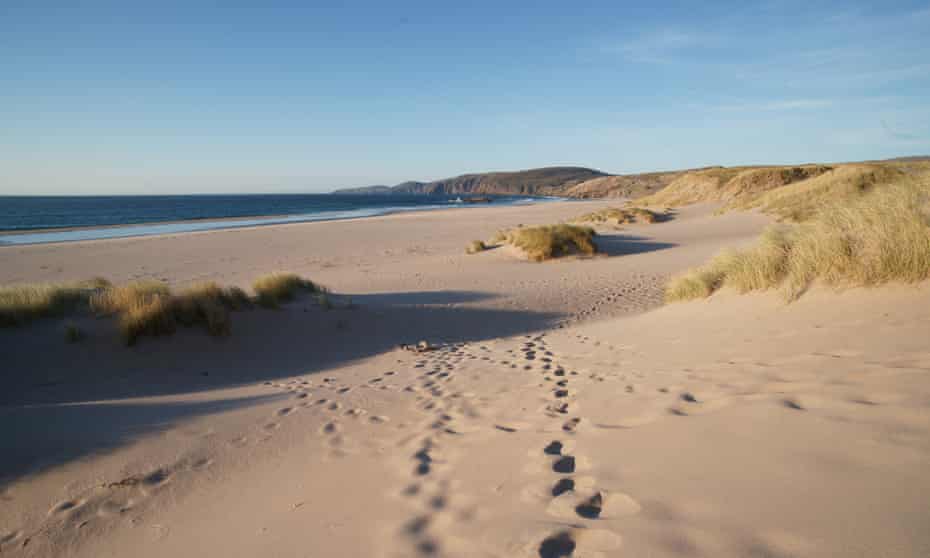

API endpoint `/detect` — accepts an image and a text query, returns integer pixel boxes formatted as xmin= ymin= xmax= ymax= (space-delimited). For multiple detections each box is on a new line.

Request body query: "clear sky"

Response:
xmin=1 ymin=0 xmax=928 ymax=195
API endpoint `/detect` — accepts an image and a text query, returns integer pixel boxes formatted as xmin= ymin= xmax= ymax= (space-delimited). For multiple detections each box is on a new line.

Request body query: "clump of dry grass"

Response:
xmin=90 ymin=280 xmax=171 ymax=315
xmin=466 ymin=240 xmax=488 ymax=254
xmin=1 ymin=273 xmax=324 ymax=345
xmin=573 ymin=206 xmax=662 ymax=226
xmin=0 ymin=281 xmax=105 ymax=327
xmin=666 ymin=173 xmax=930 ymax=302
xmin=495 ymin=224 xmax=597 ymax=261
xmin=252 ymin=273 xmax=323 ymax=308
xmin=119 ymin=296 xmax=178 ymax=345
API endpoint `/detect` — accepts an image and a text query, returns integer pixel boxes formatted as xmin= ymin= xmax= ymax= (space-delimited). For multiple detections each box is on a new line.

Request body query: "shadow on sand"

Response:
xmin=594 ymin=233 xmax=676 ymax=258
xmin=0 ymin=289 xmax=562 ymax=485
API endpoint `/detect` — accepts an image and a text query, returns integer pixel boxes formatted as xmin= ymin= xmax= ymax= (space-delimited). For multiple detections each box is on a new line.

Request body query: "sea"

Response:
xmin=0 ymin=194 xmax=556 ymax=246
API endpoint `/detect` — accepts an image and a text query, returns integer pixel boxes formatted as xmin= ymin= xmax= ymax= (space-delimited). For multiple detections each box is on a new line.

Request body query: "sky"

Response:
xmin=1 ymin=0 xmax=929 ymax=195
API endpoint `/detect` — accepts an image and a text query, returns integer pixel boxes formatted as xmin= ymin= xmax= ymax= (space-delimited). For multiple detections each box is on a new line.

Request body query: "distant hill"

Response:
xmin=333 ymin=156 xmax=929 ymax=199
xmin=334 ymin=185 xmax=393 ymax=195
xmin=333 ymin=167 xmax=606 ymax=196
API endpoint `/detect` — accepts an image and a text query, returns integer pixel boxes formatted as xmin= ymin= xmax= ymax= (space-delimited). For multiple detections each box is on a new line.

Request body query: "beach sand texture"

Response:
xmin=1 ymin=200 xmax=928 ymax=557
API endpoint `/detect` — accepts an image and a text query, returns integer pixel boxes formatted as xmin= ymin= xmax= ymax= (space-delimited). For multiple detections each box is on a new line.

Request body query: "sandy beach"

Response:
xmin=1 ymin=199 xmax=928 ymax=558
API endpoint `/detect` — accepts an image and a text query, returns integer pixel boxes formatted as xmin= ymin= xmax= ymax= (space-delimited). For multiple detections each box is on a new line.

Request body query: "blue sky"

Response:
xmin=1 ymin=0 xmax=928 ymax=194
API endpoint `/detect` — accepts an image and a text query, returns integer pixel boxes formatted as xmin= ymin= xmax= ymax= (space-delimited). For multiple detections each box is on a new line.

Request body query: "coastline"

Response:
xmin=0 ymin=195 xmax=562 ymax=246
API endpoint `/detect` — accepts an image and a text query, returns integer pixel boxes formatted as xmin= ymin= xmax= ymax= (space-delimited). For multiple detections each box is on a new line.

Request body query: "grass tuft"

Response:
xmin=466 ymin=240 xmax=488 ymax=254
xmin=119 ymin=296 xmax=178 ymax=346
xmin=252 ymin=273 xmax=322 ymax=308
xmin=496 ymin=224 xmax=597 ymax=261
xmin=665 ymin=173 xmax=930 ymax=302
xmin=0 ymin=281 xmax=103 ymax=326
xmin=572 ymin=206 xmax=662 ymax=226
xmin=90 ymin=280 xmax=171 ymax=315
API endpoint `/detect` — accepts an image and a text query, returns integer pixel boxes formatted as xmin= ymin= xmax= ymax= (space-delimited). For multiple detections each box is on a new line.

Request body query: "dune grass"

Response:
xmin=495 ymin=224 xmax=597 ymax=261
xmin=465 ymin=240 xmax=488 ymax=254
xmin=666 ymin=173 xmax=930 ymax=302
xmin=252 ymin=273 xmax=323 ymax=308
xmin=729 ymin=164 xmax=905 ymax=222
xmin=1 ymin=273 xmax=326 ymax=345
xmin=0 ymin=278 xmax=111 ymax=327
xmin=572 ymin=206 xmax=662 ymax=226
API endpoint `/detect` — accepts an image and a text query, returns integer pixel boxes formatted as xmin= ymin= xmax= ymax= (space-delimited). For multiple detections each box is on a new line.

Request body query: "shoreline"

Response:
xmin=0 ymin=195 xmax=568 ymax=246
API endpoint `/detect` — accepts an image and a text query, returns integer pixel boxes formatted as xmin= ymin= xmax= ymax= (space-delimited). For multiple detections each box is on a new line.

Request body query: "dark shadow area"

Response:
xmin=0 ymin=394 xmax=285 ymax=487
xmin=652 ymin=209 xmax=677 ymax=223
xmin=346 ymin=290 xmax=498 ymax=306
xmin=0 ymin=290 xmax=563 ymax=484
xmin=594 ymin=233 xmax=677 ymax=257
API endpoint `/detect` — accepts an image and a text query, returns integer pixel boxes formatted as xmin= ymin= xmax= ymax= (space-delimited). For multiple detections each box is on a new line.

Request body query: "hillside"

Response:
xmin=333 ymin=185 xmax=393 ymax=195
xmin=563 ymin=169 xmax=688 ymax=198
xmin=333 ymin=167 xmax=606 ymax=196
xmin=333 ymin=157 xmax=930 ymax=200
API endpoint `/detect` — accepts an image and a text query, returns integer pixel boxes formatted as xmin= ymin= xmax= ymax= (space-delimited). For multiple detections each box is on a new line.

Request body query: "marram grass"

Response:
xmin=1 ymin=273 xmax=327 ymax=345
xmin=666 ymin=174 xmax=930 ymax=302
xmin=494 ymin=224 xmax=597 ymax=261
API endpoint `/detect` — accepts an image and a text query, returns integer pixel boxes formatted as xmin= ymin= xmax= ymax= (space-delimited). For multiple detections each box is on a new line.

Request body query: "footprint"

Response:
xmin=783 ymin=397 xmax=805 ymax=410
xmin=552 ymin=478 xmax=575 ymax=497
xmin=562 ymin=418 xmax=581 ymax=433
xmin=553 ymin=456 xmax=576 ymax=474
xmin=277 ymin=407 xmax=295 ymax=416
xmin=538 ymin=531 xmax=576 ymax=558
xmin=143 ymin=468 xmax=172 ymax=487
xmin=49 ymin=499 xmax=83 ymax=516
xmin=543 ymin=441 xmax=563 ymax=455
xmin=0 ymin=531 xmax=22 ymax=546
xmin=575 ymin=492 xmax=603 ymax=519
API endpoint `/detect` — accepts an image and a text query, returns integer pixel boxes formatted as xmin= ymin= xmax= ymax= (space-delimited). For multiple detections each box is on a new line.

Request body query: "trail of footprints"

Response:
xmin=528 ymin=336 xmax=629 ymax=557
xmin=389 ymin=335 xmax=632 ymax=557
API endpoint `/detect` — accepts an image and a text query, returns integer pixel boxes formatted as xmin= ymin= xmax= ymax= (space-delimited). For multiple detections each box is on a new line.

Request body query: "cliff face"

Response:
xmin=333 ymin=167 xmax=606 ymax=196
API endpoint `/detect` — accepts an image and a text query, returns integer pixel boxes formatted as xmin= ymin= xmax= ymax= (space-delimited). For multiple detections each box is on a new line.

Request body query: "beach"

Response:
xmin=2 ymin=199 xmax=929 ymax=558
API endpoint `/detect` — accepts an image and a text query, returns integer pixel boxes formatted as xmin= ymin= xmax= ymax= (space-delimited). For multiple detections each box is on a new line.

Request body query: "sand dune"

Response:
xmin=1 ymin=200 xmax=928 ymax=557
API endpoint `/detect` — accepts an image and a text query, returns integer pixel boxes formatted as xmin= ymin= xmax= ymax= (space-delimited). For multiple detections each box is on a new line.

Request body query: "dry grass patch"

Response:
xmin=573 ymin=206 xmax=662 ymax=226
xmin=731 ymin=164 xmax=905 ymax=221
xmin=666 ymin=173 xmax=930 ymax=302
xmin=637 ymin=165 xmax=832 ymax=209
xmin=495 ymin=224 xmax=597 ymax=261
xmin=465 ymin=240 xmax=488 ymax=254
xmin=252 ymin=273 xmax=323 ymax=308
xmin=0 ymin=279 xmax=110 ymax=327
xmin=1 ymin=273 xmax=326 ymax=345
xmin=90 ymin=280 xmax=170 ymax=315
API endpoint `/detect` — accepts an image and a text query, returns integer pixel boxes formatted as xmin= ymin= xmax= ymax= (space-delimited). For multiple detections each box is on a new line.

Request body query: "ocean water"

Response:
xmin=0 ymin=194 xmax=550 ymax=246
